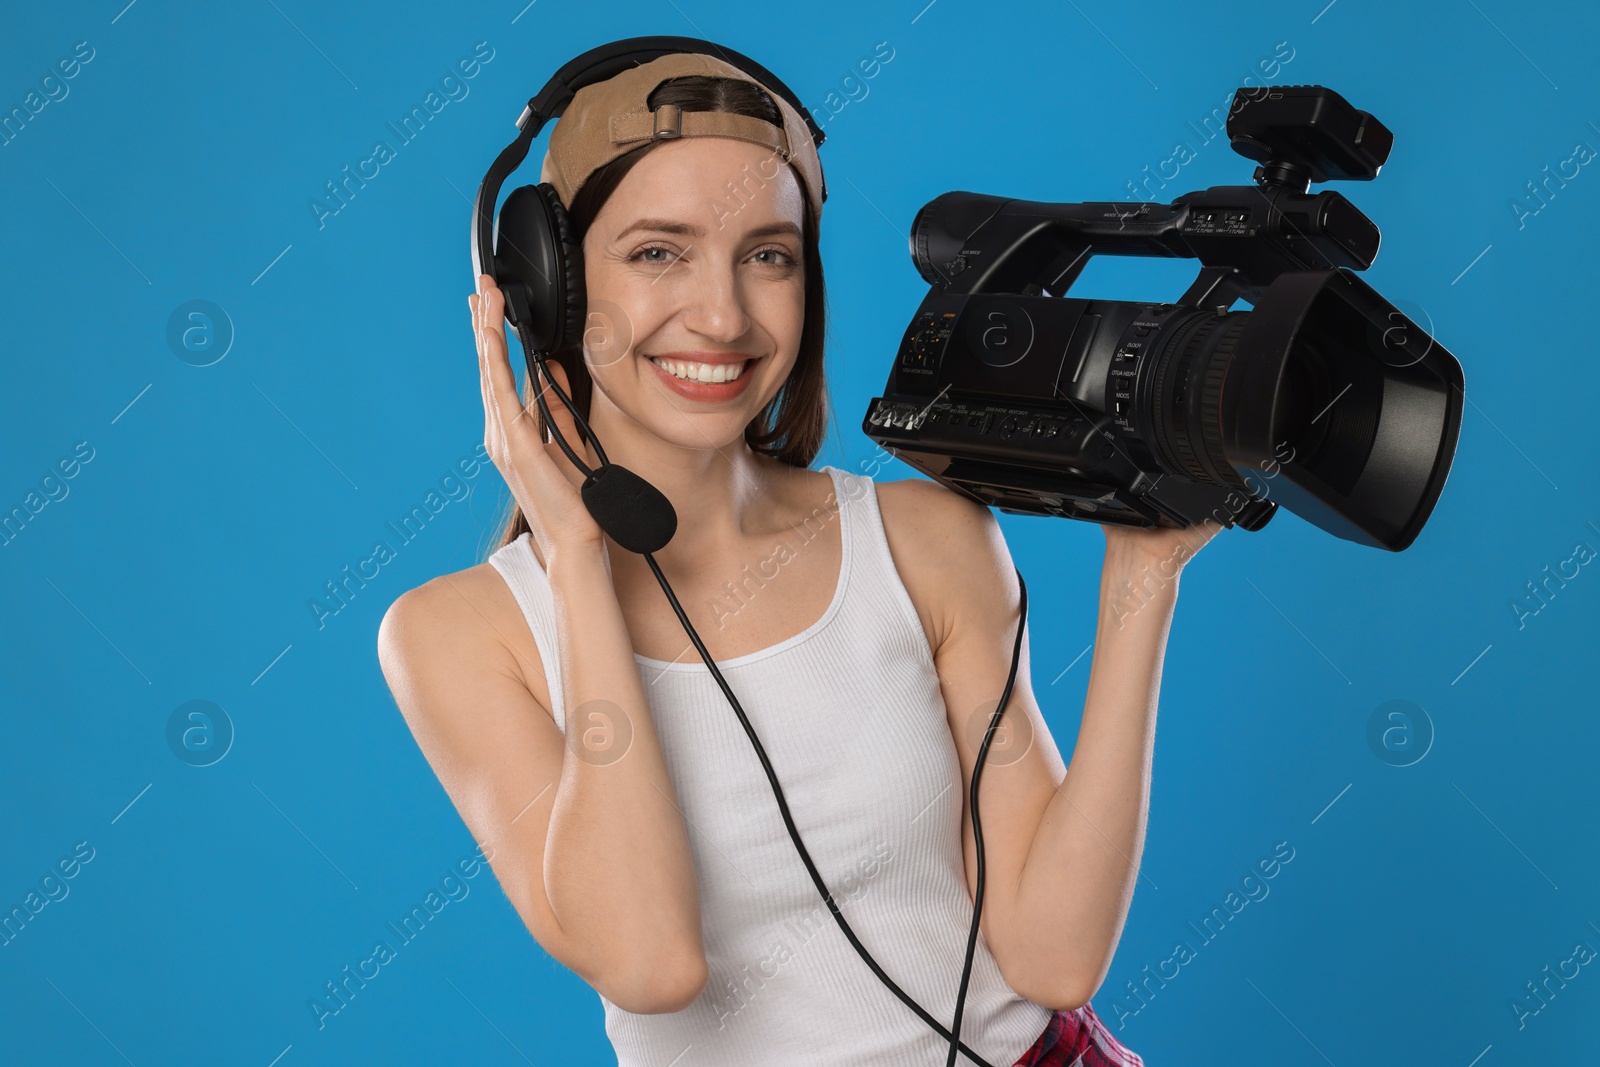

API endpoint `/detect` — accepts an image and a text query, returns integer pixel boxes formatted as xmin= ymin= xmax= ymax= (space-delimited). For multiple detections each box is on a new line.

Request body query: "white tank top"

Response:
xmin=488 ymin=464 xmax=1052 ymax=1066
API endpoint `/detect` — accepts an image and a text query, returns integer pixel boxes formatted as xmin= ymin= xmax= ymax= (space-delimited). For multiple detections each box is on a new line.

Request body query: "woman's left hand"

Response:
xmin=1101 ymin=516 xmax=1223 ymax=574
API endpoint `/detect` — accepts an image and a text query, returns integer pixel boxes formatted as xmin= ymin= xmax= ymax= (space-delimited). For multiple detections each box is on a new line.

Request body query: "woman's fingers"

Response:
xmin=471 ymin=278 xmax=503 ymax=414
xmin=479 ymin=279 xmax=552 ymax=458
xmin=470 ymin=291 xmax=496 ymax=439
xmin=474 ymin=277 xmax=583 ymax=490
xmin=474 ymin=278 xmax=537 ymax=470
xmin=468 ymin=277 xmax=606 ymax=552
xmin=477 ymin=279 xmax=522 ymax=437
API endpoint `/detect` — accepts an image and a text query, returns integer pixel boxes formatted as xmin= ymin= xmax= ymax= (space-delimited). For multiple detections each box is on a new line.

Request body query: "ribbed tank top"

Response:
xmin=488 ymin=465 xmax=1052 ymax=1067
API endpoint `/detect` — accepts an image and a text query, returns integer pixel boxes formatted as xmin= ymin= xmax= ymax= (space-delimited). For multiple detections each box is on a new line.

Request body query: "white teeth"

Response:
xmin=650 ymin=357 xmax=748 ymax=384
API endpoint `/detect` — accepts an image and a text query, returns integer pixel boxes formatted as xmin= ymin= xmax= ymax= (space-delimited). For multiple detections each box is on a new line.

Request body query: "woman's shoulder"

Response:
xmin=869 ymin=475 xmax=1004 ymax=658
xmin=383 ymin=550 xmax=521 ymax=621
xmin=872 ymin=474 xmax=996 ymax=536
xmin=378 ymin=556 xmax=553 ymax=720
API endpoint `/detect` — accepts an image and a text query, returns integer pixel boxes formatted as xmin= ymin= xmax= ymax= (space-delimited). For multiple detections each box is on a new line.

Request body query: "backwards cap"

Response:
xmin=538 ymin=52 xmax=825 ymax=223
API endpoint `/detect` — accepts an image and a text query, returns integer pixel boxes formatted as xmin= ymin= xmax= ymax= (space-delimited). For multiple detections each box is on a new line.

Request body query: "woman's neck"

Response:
xmin=570 ymin=409 xmax=798 ymax=574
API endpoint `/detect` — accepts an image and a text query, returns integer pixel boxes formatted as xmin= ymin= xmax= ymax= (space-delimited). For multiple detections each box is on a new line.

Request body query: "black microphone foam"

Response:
xmin=581 ymin=464 xmax=678 ymax=555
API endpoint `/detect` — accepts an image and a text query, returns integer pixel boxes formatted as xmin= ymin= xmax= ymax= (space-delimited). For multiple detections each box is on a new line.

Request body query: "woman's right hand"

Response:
xmin=471 ymin=273 xmax=606 ymax=561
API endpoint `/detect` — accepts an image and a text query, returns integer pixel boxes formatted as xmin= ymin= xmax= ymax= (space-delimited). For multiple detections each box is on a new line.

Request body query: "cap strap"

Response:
xmin=608 ymin=105 xmax=792 ymax=162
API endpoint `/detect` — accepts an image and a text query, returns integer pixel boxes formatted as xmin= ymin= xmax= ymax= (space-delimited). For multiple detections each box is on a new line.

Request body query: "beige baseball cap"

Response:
xmin=537 ymin=51 xmax=825 ymax=223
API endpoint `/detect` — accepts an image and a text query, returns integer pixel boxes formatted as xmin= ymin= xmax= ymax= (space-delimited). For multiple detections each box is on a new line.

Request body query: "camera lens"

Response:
xmin=1127 ymin=269 xmax=1461 ymax=550
xmin=1142 ymin=310 xmax=1252 ymax=490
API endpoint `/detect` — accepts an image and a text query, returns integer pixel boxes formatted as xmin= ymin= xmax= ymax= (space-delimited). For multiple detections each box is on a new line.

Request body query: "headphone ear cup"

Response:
xmin=491 ymin=183 xmax=586 ymax=355
xmin=535 ymin=182 xmax=587 ymax=357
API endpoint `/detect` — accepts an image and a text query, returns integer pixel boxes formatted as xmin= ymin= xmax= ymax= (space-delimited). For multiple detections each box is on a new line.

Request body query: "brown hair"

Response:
xmin=485 ymin=75 xmax=830 ymax=558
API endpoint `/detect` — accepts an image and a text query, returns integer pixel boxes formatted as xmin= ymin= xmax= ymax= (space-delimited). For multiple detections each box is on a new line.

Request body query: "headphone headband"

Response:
xmin=472 ymin=36 xmax=826 ymax=285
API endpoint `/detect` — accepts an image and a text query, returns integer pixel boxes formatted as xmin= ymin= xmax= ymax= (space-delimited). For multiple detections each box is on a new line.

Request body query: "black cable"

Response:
xmin=947 ymin=571 xmax=1027 ymax=1067
xmin=518 ymin=342 xmax=608 ymax=473
xmin=516 ymin=333 xmax=1024 ymax=1067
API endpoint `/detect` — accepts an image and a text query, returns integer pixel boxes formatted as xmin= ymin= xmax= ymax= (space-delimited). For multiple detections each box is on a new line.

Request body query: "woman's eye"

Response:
xmin=754 ymin=248 xmax=797 ymax=267
xmin=632 ymin=245 xmax=675 ymax=265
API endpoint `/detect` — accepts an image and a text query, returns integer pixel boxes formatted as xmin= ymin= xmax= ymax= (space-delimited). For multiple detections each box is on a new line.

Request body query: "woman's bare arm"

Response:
xmin=886 ymin=477 xmax=1216 ymax=1010
xmin=1005 ymin=536 xmax=1180 ymax=1006
xmin=381 ymin=274 xmax=708 ymax=1014
xmin=377 ymin=549 xmax=707 ymax=1014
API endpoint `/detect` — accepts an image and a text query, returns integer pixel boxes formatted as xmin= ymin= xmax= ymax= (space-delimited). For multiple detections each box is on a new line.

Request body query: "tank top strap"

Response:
xmin=825 ymin=464 xmax=940 ymax=674
xmin=486 ymin=532 xmax=570 ymax=733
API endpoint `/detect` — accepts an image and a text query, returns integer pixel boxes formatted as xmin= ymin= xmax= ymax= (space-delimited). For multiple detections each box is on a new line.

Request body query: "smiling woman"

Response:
xmin=379 ymin=44 xmax=1168 ymax=1067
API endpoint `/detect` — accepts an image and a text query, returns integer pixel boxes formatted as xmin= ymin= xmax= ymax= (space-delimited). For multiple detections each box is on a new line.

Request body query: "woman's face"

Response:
xmin=579 ymin=135 xmax=808 ymax=451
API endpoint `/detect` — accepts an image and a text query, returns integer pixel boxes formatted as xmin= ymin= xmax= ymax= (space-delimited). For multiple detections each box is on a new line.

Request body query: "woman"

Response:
xmin=379 ymin=55 xmax=1216 ymax=1066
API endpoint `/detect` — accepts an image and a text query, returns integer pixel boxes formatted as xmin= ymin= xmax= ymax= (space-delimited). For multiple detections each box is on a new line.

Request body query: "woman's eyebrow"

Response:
xmin=745 ymin=221 xmax=802 ymax=239
xmin=614 ymin=218 xmax=802 ymax=241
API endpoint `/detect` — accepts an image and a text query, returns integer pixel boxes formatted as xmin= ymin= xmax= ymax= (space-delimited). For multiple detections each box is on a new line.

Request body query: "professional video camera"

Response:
xmin=863 ymin=85 xmax=1464 ymax=551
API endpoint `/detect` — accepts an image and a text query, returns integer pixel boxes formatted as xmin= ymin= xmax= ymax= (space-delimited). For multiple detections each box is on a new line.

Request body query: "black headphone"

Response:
xmin=471 ymin=37 xmax=1030 ymax=1067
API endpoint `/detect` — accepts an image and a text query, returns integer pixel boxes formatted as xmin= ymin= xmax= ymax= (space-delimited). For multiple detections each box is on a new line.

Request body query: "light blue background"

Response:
xmin=3 ymin=1 xmax=1596 ymax=1064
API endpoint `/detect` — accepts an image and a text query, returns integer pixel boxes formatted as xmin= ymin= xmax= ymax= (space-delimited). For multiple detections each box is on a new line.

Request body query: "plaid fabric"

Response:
xmin=1010 ymin=1003 xmax=1145 ymax=1067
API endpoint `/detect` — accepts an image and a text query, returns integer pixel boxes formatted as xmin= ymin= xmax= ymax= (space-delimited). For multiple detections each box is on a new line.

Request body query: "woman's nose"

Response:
xmin=682 ymin=265 xmax=751 ymax=343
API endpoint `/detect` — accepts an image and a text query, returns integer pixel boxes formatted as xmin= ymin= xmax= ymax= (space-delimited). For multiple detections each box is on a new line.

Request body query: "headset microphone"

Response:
xmin=579 ymin=465 xmax=678 ymax=556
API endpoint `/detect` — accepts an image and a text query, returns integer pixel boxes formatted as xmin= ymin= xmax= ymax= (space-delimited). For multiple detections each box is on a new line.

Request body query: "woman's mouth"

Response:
xmin=645 ymin=354 xmax=759 ymax=401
